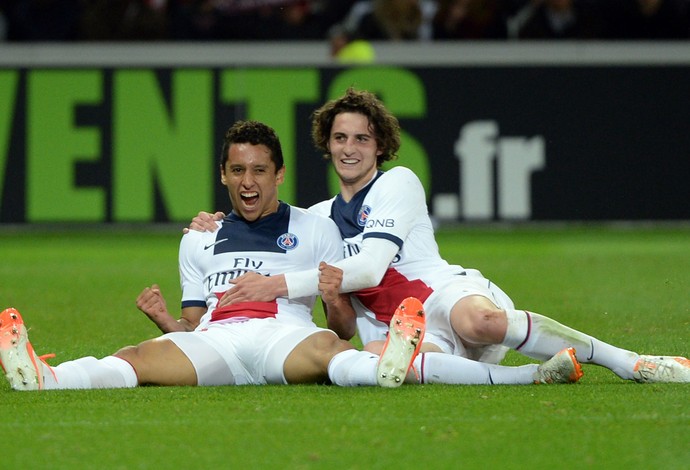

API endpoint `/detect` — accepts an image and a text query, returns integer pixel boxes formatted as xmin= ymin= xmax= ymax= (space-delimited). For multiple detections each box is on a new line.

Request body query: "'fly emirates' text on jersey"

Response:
xmin=179 ymin=202 xmax=343 ymax=328
xmin=309 ymin=167 xmax=466 ymax=325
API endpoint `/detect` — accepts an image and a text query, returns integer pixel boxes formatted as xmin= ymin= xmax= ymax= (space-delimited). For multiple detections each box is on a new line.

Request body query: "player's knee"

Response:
xmin=452 ymin=297 xmax=506 ymax=343
xmin=314 ymin=332 xmax=353 ymax=357
xmin=284 ymin=332 xmax=352 ymax=384
xmin=113 ymin=341 xmax=160 ymax=379
xmin=113 ymin=345 xmax=139 ymax=364
xmin=308 ymin=333 xmax=354 ymax=375
xmin=470 ymin=307 xmax=506 ymax=341
xmin=363 ymin=340 xmax=385 ymax=355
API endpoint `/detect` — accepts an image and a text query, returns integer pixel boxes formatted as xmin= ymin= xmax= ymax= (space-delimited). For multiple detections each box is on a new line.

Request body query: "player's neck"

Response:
xmin=339 ymin=171 xmax=378 ymax=202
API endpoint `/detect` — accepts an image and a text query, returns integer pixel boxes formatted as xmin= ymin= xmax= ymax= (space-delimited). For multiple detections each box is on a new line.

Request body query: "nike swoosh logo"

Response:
xmin=204 ymin=238 xmax=229 ymax=250
xmin=586 ymin=339 xmax=594 ymax=361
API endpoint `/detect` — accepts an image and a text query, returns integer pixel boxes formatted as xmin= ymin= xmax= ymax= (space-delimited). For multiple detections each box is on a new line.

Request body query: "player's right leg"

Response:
xmin=0 ymin=307 xmax=138 ymax=390
xmin=0 ymin=308 xmax=54 ymax=390
xmin=411 ymin=347 xmax=582 ymax=385
xmin=1 ymin=307 xmax=197 ymax=390
xmin=114 ymin=338 xmax=198 ymax=386
xmin=533 ymin=347 xmax=583 ymax=384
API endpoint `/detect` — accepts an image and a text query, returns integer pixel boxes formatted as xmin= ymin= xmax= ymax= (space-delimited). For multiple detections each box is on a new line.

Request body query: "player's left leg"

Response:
xmin=450 ymin=296 xmax=690 ymax=382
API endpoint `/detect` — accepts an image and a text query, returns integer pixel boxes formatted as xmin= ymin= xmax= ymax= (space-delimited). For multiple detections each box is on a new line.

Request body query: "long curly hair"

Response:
xmin=311 ymin=88 xmax=400 ymax=168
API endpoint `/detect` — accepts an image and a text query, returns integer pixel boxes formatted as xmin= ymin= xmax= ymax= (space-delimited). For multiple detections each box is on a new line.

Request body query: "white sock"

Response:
xmin=328 ymin=349 xmax=379 ymax=386
xmin=502 ymin=310 xmax=639 ymax=379
xmin=44 ymin=356 xmax=139 ymax=390
xmin=415 ymin=352 xmax=538 ymax=385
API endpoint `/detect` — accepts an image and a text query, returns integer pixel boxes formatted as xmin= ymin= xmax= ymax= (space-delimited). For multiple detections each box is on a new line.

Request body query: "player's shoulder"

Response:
xmin=181 ymin=220 xmax=221 ymax=244
xmin=289 ymin=204 xmax=335 ymax=227
xmin=289 ymin=204 xmax=340 ymax=244
xmin=287 ymin=204 xmax=313 ymax=219
xmin=376 ymin=166 xmax=424 ymax=194
xmin=180 ymin=227 xmax=210 ymax=254
xmin=308 ymin=197 xmax=336 ymax=217
xmin=381 ymin=165 xmax=418 ymax=182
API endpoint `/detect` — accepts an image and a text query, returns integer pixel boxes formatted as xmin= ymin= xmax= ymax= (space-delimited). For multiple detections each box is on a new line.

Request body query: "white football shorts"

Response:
xmin=165 ymin=318 xmax=335 ymax=385
xmin=423 ymin=269 xmax=512 ymax=363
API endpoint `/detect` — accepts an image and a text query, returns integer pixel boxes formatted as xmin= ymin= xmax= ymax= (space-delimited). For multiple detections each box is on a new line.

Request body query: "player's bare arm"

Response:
xmin=136 ymin=284 xmax=203 ymax=333
xmin=217 ymin=272 xmax=288 ymax=307
xmin=318 ymin=262 xmax=357 ymax=340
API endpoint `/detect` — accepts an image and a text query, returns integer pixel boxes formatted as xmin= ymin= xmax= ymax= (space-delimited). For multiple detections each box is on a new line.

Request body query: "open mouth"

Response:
xmin=241 ymin=191 xmax=259 ymax=206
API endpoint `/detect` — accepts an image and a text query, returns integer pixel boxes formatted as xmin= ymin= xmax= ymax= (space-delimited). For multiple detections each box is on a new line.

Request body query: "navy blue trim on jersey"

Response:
xmin=330 ymin=171 xmax=385 ymax=239
xmin=363 ymin=231 xmax=403 ymax=249
xmin=181 ymin=300 xmax=207 ymax=309
xmin=211 ymin=202 xmax=291 ymax=255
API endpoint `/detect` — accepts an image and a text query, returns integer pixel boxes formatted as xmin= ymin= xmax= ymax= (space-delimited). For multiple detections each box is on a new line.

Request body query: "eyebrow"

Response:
xmin=333 ymin=131 xmax=371 ymax=138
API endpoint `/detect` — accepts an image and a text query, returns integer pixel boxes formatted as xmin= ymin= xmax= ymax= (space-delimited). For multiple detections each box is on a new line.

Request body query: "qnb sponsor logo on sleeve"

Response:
xmin=365 ymin=218 xmax=395 ymax=229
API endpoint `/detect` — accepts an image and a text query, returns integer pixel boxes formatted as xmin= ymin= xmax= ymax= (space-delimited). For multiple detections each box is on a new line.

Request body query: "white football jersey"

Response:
xmin=179 ymin=202 xmax=343 ymax=328
xmin=310 ymin=166 xmax=466 ymax=326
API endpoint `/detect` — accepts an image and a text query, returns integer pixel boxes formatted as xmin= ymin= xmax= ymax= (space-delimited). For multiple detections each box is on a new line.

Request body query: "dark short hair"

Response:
xmin=219 ymin=120 xmax=284 ymax=171
xmin=311 ymin=87 xmax=400 ymax=167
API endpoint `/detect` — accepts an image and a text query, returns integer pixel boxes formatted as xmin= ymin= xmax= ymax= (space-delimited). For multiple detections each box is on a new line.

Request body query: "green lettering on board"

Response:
xmin=220 ymin=68 xmax=319 ymax=205
xmin=26 ymin=70 xmax=103 ymax=221
xmin=113 ymin=69 xmax=213 ymax=221
xmin=327 ymin=68 xmax=429 ymax=197
xmin=0 ymin=71 xmax=18 ymax=206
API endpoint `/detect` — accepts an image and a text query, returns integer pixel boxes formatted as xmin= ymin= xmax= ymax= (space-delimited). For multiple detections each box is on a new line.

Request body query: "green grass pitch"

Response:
xmin=0 ymin=224 xmax=688 ymax=469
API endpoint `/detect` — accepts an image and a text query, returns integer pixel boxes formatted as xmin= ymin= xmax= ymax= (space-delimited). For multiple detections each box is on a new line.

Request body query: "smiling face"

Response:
xmin=327 ymin=112 xmax=383 ymax=200
xmin=220 ymin=142 xmax=285 ymax=222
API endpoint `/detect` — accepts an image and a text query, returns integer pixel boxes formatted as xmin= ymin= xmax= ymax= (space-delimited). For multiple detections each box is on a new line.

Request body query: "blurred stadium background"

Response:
xmin=1 ymin=0 xmax=689 ymax=226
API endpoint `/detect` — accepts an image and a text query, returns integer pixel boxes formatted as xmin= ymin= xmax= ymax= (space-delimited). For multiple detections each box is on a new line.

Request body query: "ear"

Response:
xmin=276 ymin=165 xmax=286 ymax=185
xmin=220 ymin=165 xmax=227 ymax=185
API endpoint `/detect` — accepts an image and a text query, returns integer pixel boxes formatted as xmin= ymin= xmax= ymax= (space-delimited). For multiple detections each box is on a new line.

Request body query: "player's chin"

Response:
xmin=334 ymin=167 xmax=362 ymax=183
xmin=235 ymin=206 xmax=260 ymax=222
xmin=236 ymin=198 xmax=261 ymax=218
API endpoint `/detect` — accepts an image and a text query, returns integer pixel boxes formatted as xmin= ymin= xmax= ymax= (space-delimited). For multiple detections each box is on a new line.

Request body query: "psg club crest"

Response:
xmin=357 ymin=205 xmax=372 ymax=227
xmin=277 ymin=233 xmax=299 ymax=250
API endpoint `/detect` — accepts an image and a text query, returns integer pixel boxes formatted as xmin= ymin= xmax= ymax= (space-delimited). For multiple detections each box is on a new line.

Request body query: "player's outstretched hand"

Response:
xmin=183 ymin=211 xmax=225 ymax=234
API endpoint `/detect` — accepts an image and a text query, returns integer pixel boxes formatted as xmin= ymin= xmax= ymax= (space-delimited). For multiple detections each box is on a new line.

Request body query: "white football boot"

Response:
xmin=632 ymin=355 xmax=690 ymax=383
xmin=534 ymin=347 xmax=584 ymax=384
